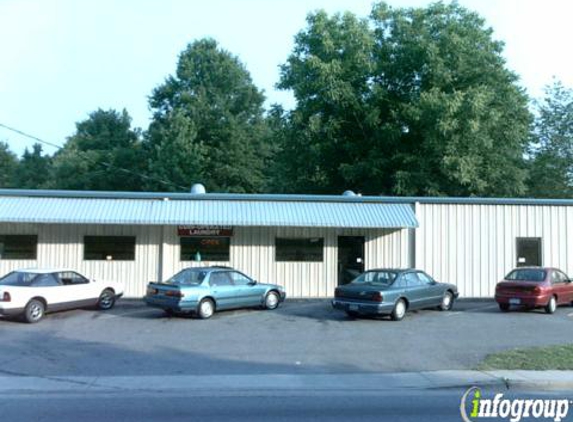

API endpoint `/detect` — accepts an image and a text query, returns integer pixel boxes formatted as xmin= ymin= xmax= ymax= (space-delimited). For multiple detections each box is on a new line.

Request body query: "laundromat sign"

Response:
xmin=177 ymin=225 xmax=234 ymax=237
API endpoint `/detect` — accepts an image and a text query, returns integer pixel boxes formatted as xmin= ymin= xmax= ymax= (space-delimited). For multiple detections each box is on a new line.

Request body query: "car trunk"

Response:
xmin=496 ymin=281 xmax=544 ymax=295
xmin=335 ymin=284 xmax=385 ymax=301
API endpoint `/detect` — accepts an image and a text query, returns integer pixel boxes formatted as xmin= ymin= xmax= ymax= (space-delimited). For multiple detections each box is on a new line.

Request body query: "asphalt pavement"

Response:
xmin=2 ymin=385 xmax=572 ymax=422
xmin=1 ymin=299 xmax=572 ymax=377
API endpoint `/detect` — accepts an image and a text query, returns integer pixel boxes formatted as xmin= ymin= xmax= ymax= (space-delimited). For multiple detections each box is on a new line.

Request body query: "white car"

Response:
xmin=0 ymin=268 xmax=123 ymax=323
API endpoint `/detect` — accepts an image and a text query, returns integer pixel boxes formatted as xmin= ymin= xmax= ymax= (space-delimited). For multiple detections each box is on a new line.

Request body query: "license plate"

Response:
xmin=509 ymin=298 xmax=521 ymax=305
xmin=349 ymin=305 xmax=359 ymax=311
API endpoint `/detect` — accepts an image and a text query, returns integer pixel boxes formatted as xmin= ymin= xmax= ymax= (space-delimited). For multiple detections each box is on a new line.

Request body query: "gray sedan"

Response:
xmin=332 ymin=269 xmax=459 ymax=321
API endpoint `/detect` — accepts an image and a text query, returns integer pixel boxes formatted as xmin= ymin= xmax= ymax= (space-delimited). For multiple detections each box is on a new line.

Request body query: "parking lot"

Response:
xmin=1 ymin=299 xmax=572 ymax=377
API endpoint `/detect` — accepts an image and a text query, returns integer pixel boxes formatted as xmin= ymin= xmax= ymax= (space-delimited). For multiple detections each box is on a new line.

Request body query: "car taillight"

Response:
xmin=334 ymin=289 xmax=340 ymax=298
xmin=1 ymin=292 xmax=11 ymax=302
xmin=146 ymin=287 xmax=158 ymax=296
xmin=372 ymin=292 xmax=383 ymax=302
xmin=165 ymin=290 xmax=184 ymax=298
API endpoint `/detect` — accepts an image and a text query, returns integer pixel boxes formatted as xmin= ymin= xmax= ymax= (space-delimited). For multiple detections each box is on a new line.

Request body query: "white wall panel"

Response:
xmin=1 ymin=223 xmax=408 ymax=299
xmin=161 ymin=226 xmax=408 ymax=298
xmin=0 ymin=223 xmax=160 ymax=298
xmin=416 ymin=204 xmax=573 ymax=298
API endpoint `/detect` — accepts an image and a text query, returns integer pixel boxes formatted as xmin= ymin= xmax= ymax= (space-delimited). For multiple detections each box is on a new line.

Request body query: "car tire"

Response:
xmin=499 ymin=303 xmax=510 ymax=312
xmin=545 ymin=296 xmax=557 ymax=314
xmin=97 ymin=289 xmax=116 ymax=310
xmin=24 ymin=299 xmax=45 ymax=323
xmin=391 ymin=299 xmax=407 ymax=321
xmin=439 ymin=291 xmax=454 ymax=311
xmin=264 ymin=291 xmax=280 ymax=310
xmin=197 ymin=299 xmax=215 ymax=319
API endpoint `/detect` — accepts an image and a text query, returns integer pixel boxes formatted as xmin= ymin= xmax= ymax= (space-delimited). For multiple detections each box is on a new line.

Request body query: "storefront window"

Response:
xmin=0 ymin=235 xmax=37 ymax=260
xmin=275 ymin=238 xmax=324 ymax=262
xmin=84 ymin=236 xmax=136 ymax=261
xmin=180 ymin=237 xmax=230 ymax=262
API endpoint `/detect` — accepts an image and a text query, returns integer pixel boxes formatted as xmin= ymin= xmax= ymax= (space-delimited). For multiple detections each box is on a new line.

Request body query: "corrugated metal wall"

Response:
xmin=415 ymin=203 xmax=573 ymax=297
xmin=162 ymin=226 xmax=409 ymax=298
xmin=0 ymin=224 xmax=408 ymax=299
xmin=0 ymin=223 xmax=160 ymax=298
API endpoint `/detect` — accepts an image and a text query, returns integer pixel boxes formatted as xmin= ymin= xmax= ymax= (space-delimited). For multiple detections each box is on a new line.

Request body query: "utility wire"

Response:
xmin=0 ymin=121 xmax=188 ymax=191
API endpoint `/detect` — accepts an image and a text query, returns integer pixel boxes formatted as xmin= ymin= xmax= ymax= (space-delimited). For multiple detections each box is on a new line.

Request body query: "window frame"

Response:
xmin=83 ymin=235 xmax=136 ymax=261
xmin=180 ymin=236 xmax=231 ymax=262
xmin=275 ymin=237 xmax=324 ymax=262
xmin=516 ymin=237 xmax=542 ymax=267
xmin=0 ymin=234 xmax=38 ymax=260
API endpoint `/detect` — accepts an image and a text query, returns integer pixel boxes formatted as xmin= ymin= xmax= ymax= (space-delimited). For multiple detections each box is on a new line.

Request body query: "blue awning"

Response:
xmin=0 ymin=191 xmax=418 ymax=229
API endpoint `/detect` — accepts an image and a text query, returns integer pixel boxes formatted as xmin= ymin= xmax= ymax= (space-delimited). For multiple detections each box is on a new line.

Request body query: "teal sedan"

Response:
xmin=332 ymin=269 xmax=458 ymax=321
xmin=145 ymin=266 xmax=286 ymax=319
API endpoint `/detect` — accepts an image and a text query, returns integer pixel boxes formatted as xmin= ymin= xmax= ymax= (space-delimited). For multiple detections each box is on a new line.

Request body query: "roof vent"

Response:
xmin=342 ymin=190 xmax=357 ymax=197
xmin=190 ymin=183 xmax=206 ymax=194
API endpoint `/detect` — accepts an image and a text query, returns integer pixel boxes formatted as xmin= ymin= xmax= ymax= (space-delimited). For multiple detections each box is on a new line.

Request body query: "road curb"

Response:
xmin=2 ymin=371 xmax=573 ymax=394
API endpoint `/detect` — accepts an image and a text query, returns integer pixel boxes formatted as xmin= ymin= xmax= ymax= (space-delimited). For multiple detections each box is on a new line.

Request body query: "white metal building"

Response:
xmin=0 ymin=189 xmax=570 ymax=298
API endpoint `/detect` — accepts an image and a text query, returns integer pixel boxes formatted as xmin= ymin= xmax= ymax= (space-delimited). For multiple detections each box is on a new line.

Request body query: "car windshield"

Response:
xmin=505 ymin=269 xmax=547 ymax=282
xmin=351 ymin=271 xmax=397 ymax=286
xmin=0 ymin=271 xmax=40 ymax=286
xmin=165 ymin=269 xmax=206 ymax=285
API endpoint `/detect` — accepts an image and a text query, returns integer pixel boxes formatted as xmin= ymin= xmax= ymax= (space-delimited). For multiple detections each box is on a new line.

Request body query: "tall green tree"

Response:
xmin=49 ymin=109 xmax=145 ymax=191
xmin=277 ymin=2 xmax=531 ymax=196
xmin=145 ymin=38 xmax=271 ymax=193
xmin=0 ymin=142 xmax=17 ymax=188
xmin=276 ymin=11 xmax=377 ymax=193
xmin=12 ymin=143 xmax=52 ymax=189
xmin=527 ymin=81 xmax=573 ymax=198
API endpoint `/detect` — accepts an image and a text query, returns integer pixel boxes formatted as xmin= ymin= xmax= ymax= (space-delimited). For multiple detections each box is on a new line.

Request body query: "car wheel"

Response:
xmin=197 ymin=299 xmax=215 ymax=319
xmin=439 ymin=291 xmax=454 ymax=311
xmin=545 ymin=296 xmax=557 ymax=314
xmin=499 ymin=303 xmax=510 ymax=312
xmin=264 ymin=291 xmax=280 ymax=310
xmin=24 ymin=299 xmax=45 ymax=323
xmin=97 ymin=289 xmax=116 ymax=310
xmin=391 ymin=299 xmax=407 ymax=321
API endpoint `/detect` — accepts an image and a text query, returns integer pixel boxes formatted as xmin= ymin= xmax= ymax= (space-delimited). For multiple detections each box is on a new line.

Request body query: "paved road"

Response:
xmin=1 ymin=299 xmax=572 ymax=377
xmin=2 ymin=388 xmax=572 ymax=422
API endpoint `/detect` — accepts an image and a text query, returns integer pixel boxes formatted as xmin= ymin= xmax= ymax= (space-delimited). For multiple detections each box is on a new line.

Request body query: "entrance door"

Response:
xmin=337 ymin=236 xmax=365 ymax=285
xmin=516 ymin=237 xmax=542 ymax=267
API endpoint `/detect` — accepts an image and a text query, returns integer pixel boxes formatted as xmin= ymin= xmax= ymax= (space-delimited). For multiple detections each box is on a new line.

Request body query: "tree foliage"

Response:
xmin=12 ymin=143 xmax=52 ymax=189
xmin=276 ymin=2 xmax=531 ymax=196
xmin=145 ymin=38 xmax=271 ymax=193
xmin=527 ymin=82 xmax=573 ymax=197
xmin=49 ymin=109 xmax=145 ymax=191
xmin=0 ymin=142 xmax=17 ymax=188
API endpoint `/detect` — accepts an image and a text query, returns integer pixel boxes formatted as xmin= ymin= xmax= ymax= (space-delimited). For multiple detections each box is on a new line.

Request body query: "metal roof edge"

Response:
xmin=0 ymin=189 xmax=572 ymax=207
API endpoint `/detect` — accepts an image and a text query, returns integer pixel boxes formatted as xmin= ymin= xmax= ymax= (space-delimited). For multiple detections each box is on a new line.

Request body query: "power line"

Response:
xmin=0 ymin=121 xmax=188 ymax=191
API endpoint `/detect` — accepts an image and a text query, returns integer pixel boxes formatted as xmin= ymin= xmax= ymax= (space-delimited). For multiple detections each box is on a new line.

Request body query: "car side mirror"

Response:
xmin=249 ymin=280 xmax=257 ymax=286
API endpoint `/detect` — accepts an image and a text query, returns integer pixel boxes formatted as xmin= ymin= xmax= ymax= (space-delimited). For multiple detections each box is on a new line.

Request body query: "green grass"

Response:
xmin=477 ymin=344 xmax=573 ymax=370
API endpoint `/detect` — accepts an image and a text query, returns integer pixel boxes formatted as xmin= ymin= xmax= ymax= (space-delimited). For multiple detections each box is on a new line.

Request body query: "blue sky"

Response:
xmin=1 ymin=0 xmax=572 ymax=155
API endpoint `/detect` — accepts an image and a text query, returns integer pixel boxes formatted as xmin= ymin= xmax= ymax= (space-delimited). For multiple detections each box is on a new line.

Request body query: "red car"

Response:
xmin=495 ymin=267 xmax=573 ymax=314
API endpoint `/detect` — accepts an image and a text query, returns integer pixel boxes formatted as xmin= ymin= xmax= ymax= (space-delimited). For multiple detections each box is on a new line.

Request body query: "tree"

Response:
xmin=276 ymin=11 xmax=377 ymax=194
xmin=12 ymin=143 xmax=52 ymax=189
xmin=49 ymin=109 xmax=146 ymax=191
xmin=277 ymin=2 xmax=531 ymax=196
xmin=527 ymin=81 xmax=573 ymax=198
xmin=0 ymin=142 xmax=17 ymax=188
xmin=145 ymin=38 xmax=271 ymax=193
